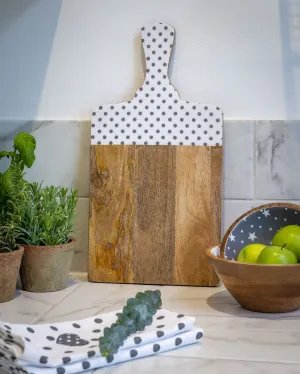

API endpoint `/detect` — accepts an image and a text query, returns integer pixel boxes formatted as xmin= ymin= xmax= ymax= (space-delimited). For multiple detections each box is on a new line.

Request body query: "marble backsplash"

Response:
xmin=0 ymin=120 xmax=299 ymax=272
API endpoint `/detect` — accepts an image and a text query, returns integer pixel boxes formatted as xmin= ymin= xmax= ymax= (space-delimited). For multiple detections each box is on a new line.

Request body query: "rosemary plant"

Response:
xmin=17 ymin=183 xmax=78 ymax=246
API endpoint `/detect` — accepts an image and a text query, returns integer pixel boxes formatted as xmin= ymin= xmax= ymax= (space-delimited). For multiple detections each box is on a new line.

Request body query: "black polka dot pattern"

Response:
xmin=62 ymin=357 xmax=71 ymax=364
xmin=0 ymin=304 xmax=204 ymax=373
xmin=134 ymin=336 xmax=142 ymax=344
xmin=130 ymin=349 xmax=138 ymax=358
xmin=88 ymin=350 xmax=96 ymax=357
xmin=91 ymin=22 xmax=222 ymax=146
xmin=56 ymin=333 xmax=89 ymax=346
xmin=106 ymin=355 xmax=114 ymax=364
xmin=39 ymin=356 xmax=48 ymax=364
xmin=82 ymin=361 xmax=90 ymax=369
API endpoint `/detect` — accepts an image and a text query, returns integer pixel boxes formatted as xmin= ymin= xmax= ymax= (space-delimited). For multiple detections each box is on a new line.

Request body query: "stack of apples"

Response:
xmin=237 ymin=225 xmax=300 ymax=264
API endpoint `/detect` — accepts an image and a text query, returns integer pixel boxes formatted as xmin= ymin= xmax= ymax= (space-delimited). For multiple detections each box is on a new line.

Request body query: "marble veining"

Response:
xmin=256 ymin=120 xmax=300 ymax=199
xmin=1 ymin=282 xmax=300 ymax=373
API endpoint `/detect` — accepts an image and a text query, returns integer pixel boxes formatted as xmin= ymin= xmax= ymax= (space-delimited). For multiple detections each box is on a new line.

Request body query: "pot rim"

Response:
xmin=20 ymin=239 xmax=76 ymax=250
xmin=206 ymin=245 xmax=300 ymax=268
xmin=0 ymin=245 xmax=24 ymax=257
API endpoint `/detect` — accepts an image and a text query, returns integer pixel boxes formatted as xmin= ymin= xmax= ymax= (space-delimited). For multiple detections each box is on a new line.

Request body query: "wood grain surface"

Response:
xmin=174 ymin=146 xmax=221 ymax=286
xmin=89 ymin=145 xmax=222 ymax=286
xmin=206 ymin=246 xmax=300 ymax=313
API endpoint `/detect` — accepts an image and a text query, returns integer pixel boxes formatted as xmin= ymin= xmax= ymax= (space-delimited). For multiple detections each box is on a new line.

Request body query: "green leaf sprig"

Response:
xmin=99 ymin=290 xmax=162 ymax=359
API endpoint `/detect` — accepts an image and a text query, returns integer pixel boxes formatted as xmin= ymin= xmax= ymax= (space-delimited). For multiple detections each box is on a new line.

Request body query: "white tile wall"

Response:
xmin=73 ymin=198 xmax=89 ymax=272
xmin=1 ymin=119 xmax=299 ymax=271
xmin=223 ymin=120 xmax=254 ymax=199
xmin=255 ymin=120 xmax=300 ymax=200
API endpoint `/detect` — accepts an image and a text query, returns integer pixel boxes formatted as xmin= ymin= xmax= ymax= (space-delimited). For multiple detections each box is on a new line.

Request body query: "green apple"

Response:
xmin=257 ymin=245 xmax=297 ymax=264
xmin=237 ymin=243 xmax=266 ymax=263
xmin=272 ymin=225 xmax=300 ymax=262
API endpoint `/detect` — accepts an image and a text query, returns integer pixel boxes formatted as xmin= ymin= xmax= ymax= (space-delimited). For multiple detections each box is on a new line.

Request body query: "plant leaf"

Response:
xmin=1 ymin=167 xmax=14 ymax=193
xmin=0 ymin=151 xmax=9 ymax=160
xmin=14 ymin=132 xmax=36 ymax=168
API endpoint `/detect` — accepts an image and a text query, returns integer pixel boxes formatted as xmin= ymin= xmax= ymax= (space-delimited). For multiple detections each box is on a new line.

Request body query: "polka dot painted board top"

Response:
xmin=91 ymin=22 xmax=223 ymax=146
xmin=0 ymin=308 xmax=203 ymax=373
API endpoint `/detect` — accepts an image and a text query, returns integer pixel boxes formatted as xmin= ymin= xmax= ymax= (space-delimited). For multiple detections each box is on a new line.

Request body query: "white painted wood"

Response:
xmin=91 ymin=22 xmax=223 ymax=146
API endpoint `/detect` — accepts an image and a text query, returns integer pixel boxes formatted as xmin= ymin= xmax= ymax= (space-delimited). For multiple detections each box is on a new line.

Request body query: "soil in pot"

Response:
xmin=0 ymin=246 xmax=24 ymax=303
xmin=19 ymin=240 xmax=75 ymax=293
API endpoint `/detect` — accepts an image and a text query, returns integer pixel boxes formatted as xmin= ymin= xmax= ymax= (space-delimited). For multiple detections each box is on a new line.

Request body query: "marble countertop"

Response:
xmin=1 ymin=275 xmax=300 ymax=373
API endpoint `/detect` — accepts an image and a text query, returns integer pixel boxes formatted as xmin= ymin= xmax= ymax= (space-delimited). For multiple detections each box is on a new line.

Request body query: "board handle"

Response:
xmin=141 ymin=22 xmax=175 ymax=79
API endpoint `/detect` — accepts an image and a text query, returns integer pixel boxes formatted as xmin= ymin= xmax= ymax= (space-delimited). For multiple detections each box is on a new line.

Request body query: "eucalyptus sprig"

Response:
xmin=99 ymin=290 xmax=162 ymax=358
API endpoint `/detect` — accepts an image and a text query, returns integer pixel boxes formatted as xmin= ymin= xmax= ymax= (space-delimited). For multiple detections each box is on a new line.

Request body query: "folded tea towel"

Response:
xmin=0 ymin=308 xmax=203 ymax=373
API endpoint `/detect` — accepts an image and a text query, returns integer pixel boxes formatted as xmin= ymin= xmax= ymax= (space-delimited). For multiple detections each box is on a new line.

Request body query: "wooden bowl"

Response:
xmin=221 ymin=203 xmax=300 ymax=260
xmin=206 ymin=246 xmax=300 ymax=313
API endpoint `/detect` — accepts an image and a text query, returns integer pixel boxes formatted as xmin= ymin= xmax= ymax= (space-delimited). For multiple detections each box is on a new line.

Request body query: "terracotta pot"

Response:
xmin=19 ymin=240 xmax=75 ymax=293
xmin=0 ymin=246 xmax=24 ymax=303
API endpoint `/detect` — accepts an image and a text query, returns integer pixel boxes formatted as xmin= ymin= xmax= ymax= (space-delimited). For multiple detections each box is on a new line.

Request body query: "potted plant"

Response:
xmin=0 ymin=132 xmax=36 ymax=302
xmin=0 ymin=219 xmax=24 ymax=303
xmin=18 ymin=183 xmax=78 ymax=293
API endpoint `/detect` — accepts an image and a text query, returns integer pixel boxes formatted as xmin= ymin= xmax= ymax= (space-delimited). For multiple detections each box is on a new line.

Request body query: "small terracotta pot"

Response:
xmin=0 ymin=246 xmax=24 ymax=303
xmin=19 ymin=240 xmax=75 ymax=293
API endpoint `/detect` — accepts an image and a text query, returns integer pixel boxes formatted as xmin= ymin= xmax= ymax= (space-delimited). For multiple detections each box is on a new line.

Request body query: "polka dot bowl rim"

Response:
xmin=220 ymin=202 xmax=300 ymax=262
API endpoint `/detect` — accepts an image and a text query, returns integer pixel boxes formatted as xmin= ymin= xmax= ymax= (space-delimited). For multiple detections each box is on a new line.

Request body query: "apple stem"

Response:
xmin=281 ymin=244 xmax=286 ymax=250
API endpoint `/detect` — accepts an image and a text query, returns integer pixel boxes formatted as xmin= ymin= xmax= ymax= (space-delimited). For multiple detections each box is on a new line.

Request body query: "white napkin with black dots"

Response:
xmin=0 ymin=309 xmax=203 ymax=373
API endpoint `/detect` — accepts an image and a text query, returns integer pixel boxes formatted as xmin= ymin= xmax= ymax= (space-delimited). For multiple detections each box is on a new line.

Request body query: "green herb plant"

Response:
xmin=0 ymin=132 xmax=36 ymax=253
xmin=17 ymin=183 xmax=78 ymax=246
xmin=99 ymin=290 xmax=162 ymax=359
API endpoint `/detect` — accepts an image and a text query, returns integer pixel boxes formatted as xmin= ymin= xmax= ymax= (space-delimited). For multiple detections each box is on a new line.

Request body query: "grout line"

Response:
xmin=253 ymin=120 xmax=257 ymax=200
xmin=31 ymin=282 xmax=85 ymax=324
xmin=223 ymin=198 xmax=300 ymax=202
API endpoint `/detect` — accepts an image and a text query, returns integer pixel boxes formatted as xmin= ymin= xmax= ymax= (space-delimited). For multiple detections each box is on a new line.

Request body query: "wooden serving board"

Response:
xmin=89 ymin=22 xmax=223 ymax=286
